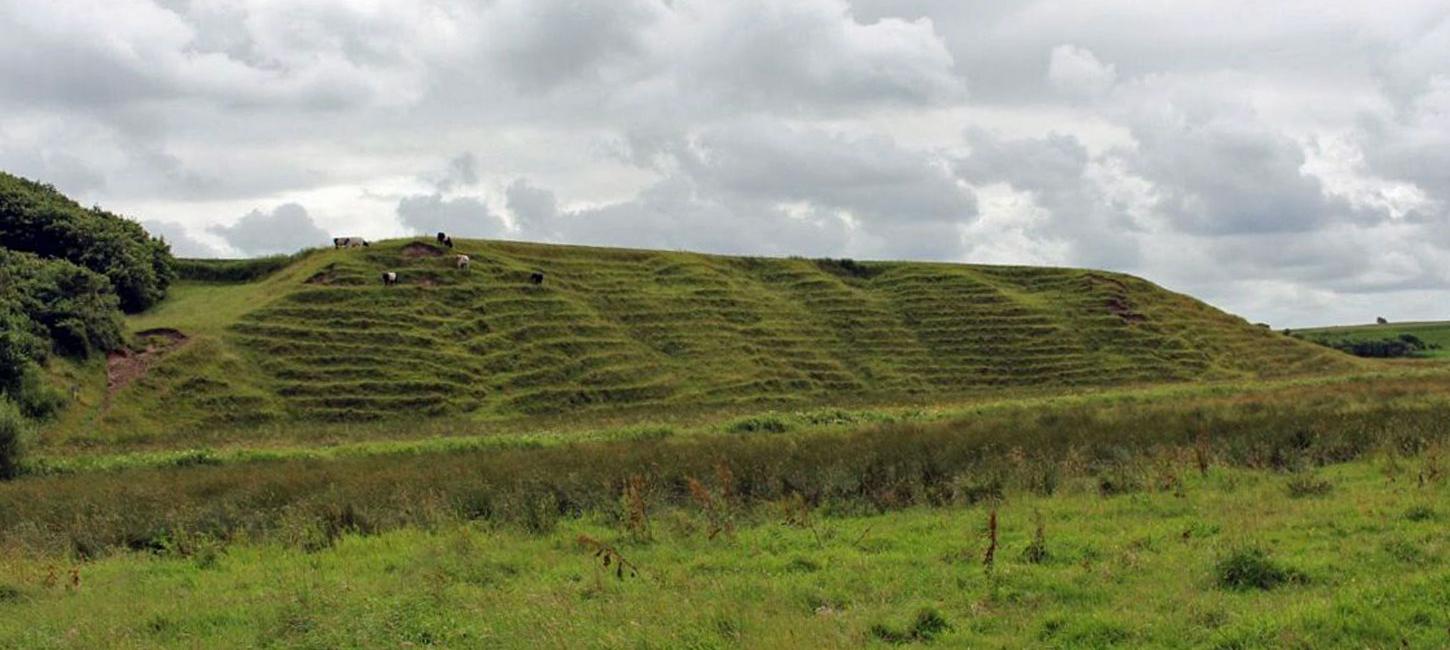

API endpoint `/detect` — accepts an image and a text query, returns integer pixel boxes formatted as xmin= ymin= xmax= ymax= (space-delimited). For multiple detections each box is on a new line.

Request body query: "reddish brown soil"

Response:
xmin=106 ymin=328 xmax=188 ymax=397
xmin=401 ymin=241 xmax=444 ymax=258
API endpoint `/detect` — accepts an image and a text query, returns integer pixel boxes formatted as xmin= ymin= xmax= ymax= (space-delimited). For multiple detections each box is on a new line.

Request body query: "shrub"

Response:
xmin=174 ymin=253 xmax=310 ymax=283
xmin=871 ymin=607 xmax=950 ymax=644
xmin=1285 ymin=474 xmax=1334 ymax=498
xmin=0 ymin=398 xmax=26 ymax=480
xmin=0 ymin=172 xmax=173 ymax=313
xmin=1403 ymin=505 xmax=1434 ymax=522
xmin=725 ymin=414 xmax=790 ymax=434
xmin=1214 ymin=546 xmax=1302 ymax=591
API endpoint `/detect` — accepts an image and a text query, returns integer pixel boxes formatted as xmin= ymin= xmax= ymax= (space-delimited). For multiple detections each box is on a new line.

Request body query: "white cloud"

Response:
xmin=1047 ymin=44 xmax=1116 ymax=97
xmin=1 ymin=0 xmax=1448 ymax=326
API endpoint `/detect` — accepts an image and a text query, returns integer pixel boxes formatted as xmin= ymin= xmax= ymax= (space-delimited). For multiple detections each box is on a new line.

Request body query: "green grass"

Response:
xmin=48 ymin=237 xmax=1364 ymax=449
xmin=1 ymin=456 xmax=1443 ymax=648
xmin=1296 ymin=320 xmax=1450 ymax=358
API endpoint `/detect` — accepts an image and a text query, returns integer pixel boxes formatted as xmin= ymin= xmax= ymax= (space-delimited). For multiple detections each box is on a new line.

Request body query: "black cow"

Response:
xmin=529 ymin=272 xmax=545 ymax=285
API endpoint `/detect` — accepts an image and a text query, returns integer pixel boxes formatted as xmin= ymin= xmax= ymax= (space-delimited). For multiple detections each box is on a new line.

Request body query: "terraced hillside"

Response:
xmin=100 ymin=238 xmax=1363 ymax=429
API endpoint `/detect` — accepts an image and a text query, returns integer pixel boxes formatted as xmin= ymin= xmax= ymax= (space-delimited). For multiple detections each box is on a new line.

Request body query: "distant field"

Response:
xmin=1296 ymin=320 xmax=1450 ymax=358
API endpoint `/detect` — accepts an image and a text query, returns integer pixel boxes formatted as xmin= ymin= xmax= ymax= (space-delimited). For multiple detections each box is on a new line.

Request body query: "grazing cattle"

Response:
xmin=1376 ymin=316 xmax=1389 ymax=325
xmin=444 ymin=236 xmax=454 ymax=249
xmin=333 ymin=237 xmax=369 ymax=249
xmin=456 ymin=254 xmax=470 ymax=270
xmin=529 ymin=271 xmax=545 ymax=285
xmin=381 ymin=271 xmax=398 ymax=286
xmin=436 ymin=232 xmax=447 ymax=244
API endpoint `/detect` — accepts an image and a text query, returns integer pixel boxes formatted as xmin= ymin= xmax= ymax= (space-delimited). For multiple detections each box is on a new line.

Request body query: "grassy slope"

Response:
xmin=2 ymin=458 xmax=1444 ymax=649
xmin=1297 ymin=321 xmax=1450 ymax=358
xmin=58 ymin=238 xmax=1363 ymax=446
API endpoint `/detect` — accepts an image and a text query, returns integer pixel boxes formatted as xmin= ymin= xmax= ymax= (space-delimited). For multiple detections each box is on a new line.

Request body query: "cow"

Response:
xmin=456 ymin=254 xmax=470 ymax=270
xmin=381 ymin=271 xmax=398 ymax=286
xmin=333 ymin=237 xmax=369 ymax=249
xmin=443 ymin=236 xmax=454 ymax=249
xmin=436 ymin=232 xmax=447 ymax=244
xmin=529 ymin=271 xmax=545 ymax=285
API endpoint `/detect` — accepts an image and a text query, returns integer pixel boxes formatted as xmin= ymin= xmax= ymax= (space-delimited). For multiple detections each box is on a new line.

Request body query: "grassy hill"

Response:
xmin=70 ymin=237 xmax=1361 ymax=440
xmin=1296 ymin=320 xmax=1450 ymax=359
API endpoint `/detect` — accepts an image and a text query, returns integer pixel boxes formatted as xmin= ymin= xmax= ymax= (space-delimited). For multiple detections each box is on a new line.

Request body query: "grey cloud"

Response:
xmin=956 ymin=129 xmax=1140 ymax=269
xmin=515 ymin=174 xmax=854 ymax=258
xmin=141 ymin=219 xmax=224 ymax=258
xmin=5 ymin=0 xmax=1450 ymax=326
xmin=1121 ymin=104 xmax=1348 ymax=235
xmin=684 ymin=120 xmax=976 ymax=229
xmin=209 ymin=203 xmax=329 ymax=256
xmin=506 ymin=179 xmax=560 ymax=239
xmin=396 ymin=193 xmax=509 ymax=238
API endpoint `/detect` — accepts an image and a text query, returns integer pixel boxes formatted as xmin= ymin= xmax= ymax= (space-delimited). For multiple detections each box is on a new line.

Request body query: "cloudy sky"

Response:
xmin=2 ymin=0 xmax=1447 ymax=326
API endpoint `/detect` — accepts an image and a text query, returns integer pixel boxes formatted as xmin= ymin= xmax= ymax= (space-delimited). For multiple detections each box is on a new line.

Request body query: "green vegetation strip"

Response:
xmin=26 ymin=367 xmax=1450 ymax=475
xmin=1 ymin=453 xmax=1444 ymax=647
xmin=5 ymin=373 xmax=1448 ymax=561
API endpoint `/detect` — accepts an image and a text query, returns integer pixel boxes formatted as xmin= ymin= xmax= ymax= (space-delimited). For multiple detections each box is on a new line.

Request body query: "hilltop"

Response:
xmin=52 ymin=237 xmax=1362 ymax=442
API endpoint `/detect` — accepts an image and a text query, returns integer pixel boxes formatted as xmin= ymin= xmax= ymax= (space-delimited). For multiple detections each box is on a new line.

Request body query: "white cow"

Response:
xmin=456 ymin=254 xmax=470 ymax=270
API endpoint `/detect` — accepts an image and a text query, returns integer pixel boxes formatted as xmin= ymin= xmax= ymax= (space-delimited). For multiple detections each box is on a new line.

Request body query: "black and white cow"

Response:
xmin=443 ymin=236 xmax=454 ymax=249
xmin=333 ymin=237 xmax=369 ymax=249
xmin=436 ymin=232 xmax=447 ymax=244
xmin=381 ymin=271 xmax=398 ymax=286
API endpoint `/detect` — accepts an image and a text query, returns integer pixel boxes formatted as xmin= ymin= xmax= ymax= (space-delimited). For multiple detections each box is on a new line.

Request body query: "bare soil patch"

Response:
xmin=107 ymin=328 xmax=189 ymax=397
xmin=401 ymin=242 xmax=445 ymax=258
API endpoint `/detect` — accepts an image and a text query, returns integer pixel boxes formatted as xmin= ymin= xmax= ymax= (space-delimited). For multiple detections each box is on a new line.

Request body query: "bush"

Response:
xmin=1214 ymin=546 xmax=1302 ymax=591
xmin=1285 ymin=474 xmax=1334 ymax=498
xmin=0 ymin=249 xmax=123 ymax=357
xmin=726 ymin=414 xmax=790 ymax=434
xmin=174 ymin=253 xmax=310 ymax=283
xmin=0 ymin=399 xmax=26 ymax=480
xmin=871 ymin=608 xmax=950 ymax=644
xmin=0 ymin=172 xmax=173 ymax=313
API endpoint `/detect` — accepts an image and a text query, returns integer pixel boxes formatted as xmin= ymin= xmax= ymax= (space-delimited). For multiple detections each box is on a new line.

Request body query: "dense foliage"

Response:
xmin=0 ymin=172 xmax=169 ymax=473
xmin=174 ymin=252 xmax=310 ymax=283
xmin=1305 ymin=333 xmax=1441 ymax=358
xmin=0 ymin=172 xmax=174 ymax=313
xmin=0 ymin=399 xmax=24 ymax=480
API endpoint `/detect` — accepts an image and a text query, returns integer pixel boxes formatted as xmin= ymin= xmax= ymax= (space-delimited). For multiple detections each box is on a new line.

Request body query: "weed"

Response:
xmin=983 ymin=508 xmax=999 ymax=575
xmin=623 ymin=474 xmax=651 ymax=542
xmin=726 ymin=414 xmax=789 ymax=434
xmin=577 ymin=534 xmax=639 ymax=580
xmin=1285 ymin=474 xmax=1334 ymax=498
xmin=870 ymin=607 xmax=950 ymax=644
xmin=687 ymin=476 xmax=734 ymax=541
xmin=1403 ymin=505 xmax=1434 ymax=522
xmin=1021 ymin=511 xmax=1048 ymax=564
xmin=1214 ymin=546 xmax=1303 ymax=591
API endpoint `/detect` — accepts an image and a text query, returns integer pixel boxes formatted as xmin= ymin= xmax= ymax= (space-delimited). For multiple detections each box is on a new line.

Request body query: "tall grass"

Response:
xmin=4 ymin=380 xmax=1447 ymax=558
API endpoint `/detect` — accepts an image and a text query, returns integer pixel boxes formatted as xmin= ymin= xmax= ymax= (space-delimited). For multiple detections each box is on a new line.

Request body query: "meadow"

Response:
xmin=2 ymin=425 xmax=1444 ymax=648
xmin=5 ymin=236 xmax=1448 ymax=648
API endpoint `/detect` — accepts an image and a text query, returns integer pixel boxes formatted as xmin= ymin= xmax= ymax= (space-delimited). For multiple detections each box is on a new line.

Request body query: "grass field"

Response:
xmin=9 ymin=239 xmax=1446 ymax=648
xmin=1296 ymin=321 xmax=1450 ymax=359
xmin=2 ymin=450 xmax=1444 ymax=649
